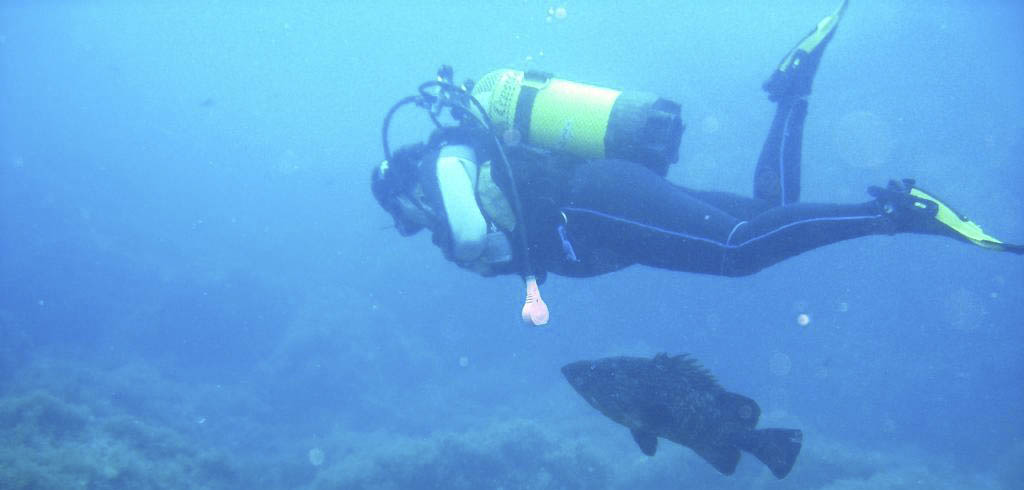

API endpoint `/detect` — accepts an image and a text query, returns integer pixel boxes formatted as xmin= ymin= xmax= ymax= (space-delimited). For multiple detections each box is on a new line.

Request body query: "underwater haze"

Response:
xmin=2 ymin=1 xmax=1023 ymax=489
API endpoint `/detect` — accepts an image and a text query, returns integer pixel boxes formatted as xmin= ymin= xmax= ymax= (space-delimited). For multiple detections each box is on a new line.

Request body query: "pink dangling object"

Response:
xmin=520 ymin=275 xmax=549 ymax=326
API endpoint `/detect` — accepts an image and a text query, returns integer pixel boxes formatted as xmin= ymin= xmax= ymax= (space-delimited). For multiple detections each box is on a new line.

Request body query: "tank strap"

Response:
xmin=512 ymin=71 xmax=552 ymax=145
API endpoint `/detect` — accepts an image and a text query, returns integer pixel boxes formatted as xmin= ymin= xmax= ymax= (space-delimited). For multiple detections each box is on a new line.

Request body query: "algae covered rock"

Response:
xmin=0 ymin=379 xmax=239 ymax=489
xmin=309 ymin=418 xmax=609 ymax=490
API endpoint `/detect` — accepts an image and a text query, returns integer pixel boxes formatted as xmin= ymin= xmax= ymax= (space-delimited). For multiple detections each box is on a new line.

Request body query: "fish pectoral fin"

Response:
xmin=691 ymin=443 xmax=741 ymax=476
xmin=630 ymin=429 xmax=658 ymax=456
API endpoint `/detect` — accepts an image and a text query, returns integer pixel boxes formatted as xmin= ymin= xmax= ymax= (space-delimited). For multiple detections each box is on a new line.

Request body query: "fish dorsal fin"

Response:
xmin=654 ymin=353 xmax=722 ymax=391
xmin=630 ymin=429 xmax=658 ymax=456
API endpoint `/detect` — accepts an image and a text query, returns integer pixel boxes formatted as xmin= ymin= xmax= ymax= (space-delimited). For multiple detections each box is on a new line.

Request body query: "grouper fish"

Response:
xmin=561 ymin=353 xmax=802 ymax=479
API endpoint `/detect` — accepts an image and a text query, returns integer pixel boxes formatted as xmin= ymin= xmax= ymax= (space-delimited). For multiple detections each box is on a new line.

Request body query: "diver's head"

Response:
xmin=371 ymin=144 xmax=435 ymax=236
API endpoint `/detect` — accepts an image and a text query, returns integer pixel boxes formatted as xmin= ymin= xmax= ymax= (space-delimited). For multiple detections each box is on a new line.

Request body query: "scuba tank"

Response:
xmin=471 ymin=69 xmax=684 ymax=177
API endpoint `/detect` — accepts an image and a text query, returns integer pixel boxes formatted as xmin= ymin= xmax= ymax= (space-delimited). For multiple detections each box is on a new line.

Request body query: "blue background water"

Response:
xmin=2 ymin=1 xmax=1022 ymax=488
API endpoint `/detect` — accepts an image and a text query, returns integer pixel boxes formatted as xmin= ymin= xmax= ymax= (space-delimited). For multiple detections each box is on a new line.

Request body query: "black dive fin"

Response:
xmin=993 ymin=242 xmax=1024 ymax=255
xmin=691 ymin=443 xmax=741 ymax=476
xmin=732 ymin=428 xmax=803 ymax=479
xmin=630 ymin=429 xmax=658 ymax=456
xmin=763 ymin=0 xmax=849 ymax=100
xmin=871 ymin=179 xmax=1024 ymax=254
xmin=907 ymin=185 xmax=1024 ymax=253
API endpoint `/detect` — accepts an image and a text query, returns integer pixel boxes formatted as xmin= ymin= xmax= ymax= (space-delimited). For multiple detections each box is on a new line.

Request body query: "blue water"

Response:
xmin=2 ymin=1 xmax=1022 ymax=489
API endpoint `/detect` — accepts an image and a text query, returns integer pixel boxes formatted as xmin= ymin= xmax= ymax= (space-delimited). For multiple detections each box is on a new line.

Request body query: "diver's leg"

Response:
xmin=754 ymin=0 xmax=848 ymax=205
xmin=717 ymin=179 xmax=1024 ymax=275
xmin=560 ymin=160 xmax=896 ymax=277
xmin=721 ymin=200 xmax=892 ymax=276
xmin=723 ymin=179 xmax=1024 ymax=274
xmin=558 ymin=164 xmax=1021 ymax=279
xmin=752 ymin=98 xmax=808 ymax=205
xmin=680 ymin=188 xmax=773 ymax=221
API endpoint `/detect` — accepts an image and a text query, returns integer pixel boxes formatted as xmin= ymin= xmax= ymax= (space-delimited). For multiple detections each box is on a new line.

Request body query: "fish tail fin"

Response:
xmin=732 ymin=428 xmax=803 ymax=479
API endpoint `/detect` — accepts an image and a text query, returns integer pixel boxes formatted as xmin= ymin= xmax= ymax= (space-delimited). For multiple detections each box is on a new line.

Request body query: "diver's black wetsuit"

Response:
xmin=523 ymin=95 xmax=892 ymax=279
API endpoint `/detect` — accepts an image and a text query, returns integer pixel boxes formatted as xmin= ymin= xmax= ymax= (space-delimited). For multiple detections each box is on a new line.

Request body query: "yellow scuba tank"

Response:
xmin=471 ymin=69 xmax=684 ymax=176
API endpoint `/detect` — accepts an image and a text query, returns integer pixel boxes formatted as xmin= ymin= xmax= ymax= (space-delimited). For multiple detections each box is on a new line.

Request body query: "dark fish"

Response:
xmin=561 ymin=353 xmax=802 ymax=479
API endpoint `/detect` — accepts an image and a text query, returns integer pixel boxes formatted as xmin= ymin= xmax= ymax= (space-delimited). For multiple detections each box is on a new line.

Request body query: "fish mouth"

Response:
xmin=560 ymin=360 xmax=588 ymax=379
xmin=560 ymin=360 xmax=593 ymax=392
xmin=559 ymin=364 xmax=574 ymax=380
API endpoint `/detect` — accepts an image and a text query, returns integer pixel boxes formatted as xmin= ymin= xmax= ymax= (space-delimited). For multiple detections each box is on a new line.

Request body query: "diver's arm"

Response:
xmin=435 ymin=145 xmax=487 ymax=262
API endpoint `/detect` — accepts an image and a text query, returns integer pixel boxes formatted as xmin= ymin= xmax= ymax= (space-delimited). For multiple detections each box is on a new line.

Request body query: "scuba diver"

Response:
xmin=370 ymin=0 xmax=1022 ymax=326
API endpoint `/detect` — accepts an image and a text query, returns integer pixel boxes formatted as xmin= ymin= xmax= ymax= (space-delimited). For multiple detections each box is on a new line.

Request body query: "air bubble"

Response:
xmin=308 ymin=448 xmax=325 ymax=466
